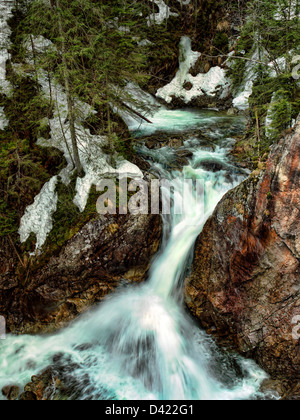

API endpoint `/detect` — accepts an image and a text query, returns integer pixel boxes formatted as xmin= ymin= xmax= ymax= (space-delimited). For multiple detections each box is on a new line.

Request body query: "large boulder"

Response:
xmin=185 ymin=121 xmax=300 ymax=388
xmin=1 ymin=213 xmax=162 ymax=334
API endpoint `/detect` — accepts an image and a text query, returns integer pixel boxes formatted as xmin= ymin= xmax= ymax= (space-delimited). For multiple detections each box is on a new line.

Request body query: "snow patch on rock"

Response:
xmin=147 ymin=0 xmax=178 ymax=26
xmin=137 ymin=39 xmax=153 ymax=47
xmin=0 ymin=106 xmax=8 ymax=130
xmin=232 ymin=48 xmax=260 ymax=111
xmin=156 ymin=36 xmax=230 ymax=105
xmin=73 ymin=159 xmax=143 ymax=212
xmin=19 ymin=176 xmax=59 ymax=251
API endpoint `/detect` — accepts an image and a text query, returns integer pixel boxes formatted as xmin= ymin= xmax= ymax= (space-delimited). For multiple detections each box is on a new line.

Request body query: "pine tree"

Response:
xmin=25 ymin=0 xmax=149 ymax=167
xmin=232 ymin=0 xmax=300 ymax=147
xmin=55 ymin=0 xmax=84 ymax=176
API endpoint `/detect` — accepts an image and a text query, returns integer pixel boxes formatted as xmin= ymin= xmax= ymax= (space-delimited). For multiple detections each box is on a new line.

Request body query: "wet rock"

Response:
xmin=2 ymin=213 xmax=162 ymax=334
xmin=19 ymin=356 xmax=112 ymax=400
xmin=19 ymin=368 xmax=59 ymax=401
xmin=145 ymin=138 xmax=160 ymax=149
xmin=227 ymin=107 xmax=239 ymax=116
xmin=176 ymin=149 xmax=193 ymax=157
xmin=260 ymin=379 xmax=286 ymax=398
xmin=186 ymin=121 xmax=300 ymax=393
xmin=183 ymin=81 xmax=193 ymax=91
xmin=18 ymin=366 xmax=81 ymax=401
xmin=282 ymin=383 xmax=300 ymax=400
xmin=260 ymin=379 xmax=300 ymax=401
xmin=144 ymin=133 xmax=185 ymax=150
xmin=19 ymin=391 xmax=37 ymax=401
xmin=130 ymin=154 xmax=151 ymax=171
xmin=194 ymin=159 xmax=228 ymax=173
xmin=189 ymin=95 xmax=233 ymax=111
xmin=167 ymin=138 xmax=184 ymax=149
xmin=2 ymin=385 xmax=20 ymax=400
xmin=175 ymin=150 xmax=194 ymax=164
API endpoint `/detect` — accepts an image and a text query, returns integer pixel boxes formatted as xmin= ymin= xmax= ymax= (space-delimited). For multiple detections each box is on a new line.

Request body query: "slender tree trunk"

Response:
xmin=29 ymin=35 xmax=40 ymax=86
xmin=106 ymin=73 xmax=115 ymax=167
xmin=56 ymin=0 xmax=84 ymax=177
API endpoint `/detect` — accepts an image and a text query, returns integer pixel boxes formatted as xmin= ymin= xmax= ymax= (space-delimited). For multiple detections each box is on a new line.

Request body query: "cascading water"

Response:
xmin=0 ymin=110 xmax=269 ymax=400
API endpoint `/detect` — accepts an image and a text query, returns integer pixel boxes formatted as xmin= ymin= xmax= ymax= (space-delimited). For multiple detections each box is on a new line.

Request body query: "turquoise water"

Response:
xmin=0 ymin=110 xmax=269 ymax=400
xmin=133 ymin=108 xmax=246 ymax=137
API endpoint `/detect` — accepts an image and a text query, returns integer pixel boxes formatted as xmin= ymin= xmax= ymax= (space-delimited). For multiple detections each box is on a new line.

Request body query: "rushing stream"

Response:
xmin=0 ymin=110 xmax=269 ymax=400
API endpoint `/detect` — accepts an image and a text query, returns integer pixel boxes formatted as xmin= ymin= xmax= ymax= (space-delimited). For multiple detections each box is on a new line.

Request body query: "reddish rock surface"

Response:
xmin=185 ymin=121 xmax=300 ymax=390
xmin=0 ymin=214 xmax=161 ymax=334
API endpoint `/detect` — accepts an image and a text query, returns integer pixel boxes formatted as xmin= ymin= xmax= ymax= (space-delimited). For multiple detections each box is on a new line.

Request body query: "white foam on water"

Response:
xmin=2 ymin=111 xmax=270 ymax=400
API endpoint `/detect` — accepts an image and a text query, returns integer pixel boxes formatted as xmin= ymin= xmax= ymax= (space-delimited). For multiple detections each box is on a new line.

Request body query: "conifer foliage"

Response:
xmin=24 ymin=0 xmax=149 ymax=172
xmin=232 ymin=0 xmax=300 ymax=146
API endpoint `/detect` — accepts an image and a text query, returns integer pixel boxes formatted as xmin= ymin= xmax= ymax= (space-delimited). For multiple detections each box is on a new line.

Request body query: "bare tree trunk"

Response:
xmin=56 ymin=0 xmax=84 ymax=177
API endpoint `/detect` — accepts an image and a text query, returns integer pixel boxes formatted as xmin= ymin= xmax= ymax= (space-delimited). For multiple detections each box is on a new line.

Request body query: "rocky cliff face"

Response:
xmin=1 ymin=213 xmax=161 ymax=334
xmin=185 ymin=121 xmax=300 ymax=388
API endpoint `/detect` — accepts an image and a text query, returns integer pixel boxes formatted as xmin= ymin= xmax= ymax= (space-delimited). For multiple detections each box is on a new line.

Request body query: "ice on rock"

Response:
xmin=19 ymin=176 xmax=59 ymax=251
xmin=156 ymin=37 xmax=230 ymax=105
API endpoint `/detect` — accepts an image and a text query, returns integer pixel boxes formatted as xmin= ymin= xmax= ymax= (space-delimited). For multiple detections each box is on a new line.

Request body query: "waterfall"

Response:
xmin=0 ymin=110 xmax=268 ymax=400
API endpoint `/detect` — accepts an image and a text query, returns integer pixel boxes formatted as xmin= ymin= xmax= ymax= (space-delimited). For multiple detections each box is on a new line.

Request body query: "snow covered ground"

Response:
xmin=18 ymin=37 xmax=143 ymax=251
xmin=19 ymin=72 xmax=143 ymax=250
